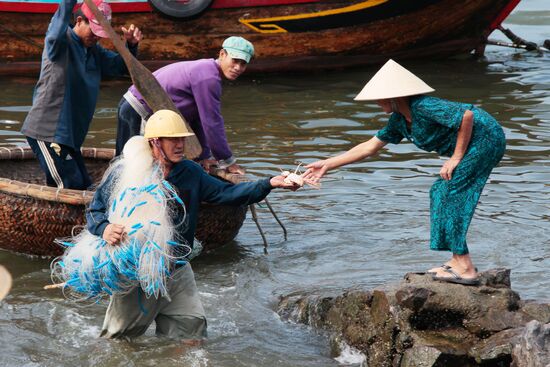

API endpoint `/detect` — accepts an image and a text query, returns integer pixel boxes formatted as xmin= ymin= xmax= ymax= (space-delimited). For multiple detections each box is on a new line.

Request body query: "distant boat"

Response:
xmin=0 ymin=0 xmax=520 ymax=75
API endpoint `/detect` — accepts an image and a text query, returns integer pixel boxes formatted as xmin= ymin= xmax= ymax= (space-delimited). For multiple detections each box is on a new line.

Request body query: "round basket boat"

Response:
xmin=0 ymin=147 xmax=247 ymax=257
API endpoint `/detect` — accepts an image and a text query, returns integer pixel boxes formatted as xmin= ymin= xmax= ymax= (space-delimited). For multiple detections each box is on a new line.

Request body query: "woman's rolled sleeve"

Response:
xmin=376 ymin=114 xmax=404 ymax=144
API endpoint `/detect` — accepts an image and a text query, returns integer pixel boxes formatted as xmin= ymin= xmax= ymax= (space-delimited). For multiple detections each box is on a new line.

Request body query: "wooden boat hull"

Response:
xmin=0 ymin=0 xmax=520 ymax=75
xmin=0 ymin=147 xmax=247 ymax=257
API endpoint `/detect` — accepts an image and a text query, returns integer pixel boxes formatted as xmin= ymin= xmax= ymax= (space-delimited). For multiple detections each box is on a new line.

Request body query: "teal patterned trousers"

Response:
xmin=430 ymin=125 xmax=505 ymax=255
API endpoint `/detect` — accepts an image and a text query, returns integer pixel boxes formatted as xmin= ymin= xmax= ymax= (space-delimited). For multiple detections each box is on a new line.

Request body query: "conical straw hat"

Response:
xmin=354 ymin=59 xmax=434 ymax=101
xmin=0 ymin=266 xmax=12 ymax=301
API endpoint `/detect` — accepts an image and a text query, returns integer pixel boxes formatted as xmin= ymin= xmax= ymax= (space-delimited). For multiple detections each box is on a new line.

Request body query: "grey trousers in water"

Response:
xmin=100 ymin=264 xmax=207 ymax=340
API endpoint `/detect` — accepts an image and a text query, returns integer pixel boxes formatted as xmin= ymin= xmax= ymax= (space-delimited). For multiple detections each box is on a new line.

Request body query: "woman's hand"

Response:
xmin=303 ymin=160 xmax=330 ymax=183
xmin=102 ymin=224 xmax=126 ymax=246
xmin=122 ymin=24 xmax=142 ymax=46
xmin=303 ymin=137 xmax=387 ymax=183
xmin=270 ymin=175 xmax=300 ymax=191
xmin=440 ymin=157 xmax=462 ymax=180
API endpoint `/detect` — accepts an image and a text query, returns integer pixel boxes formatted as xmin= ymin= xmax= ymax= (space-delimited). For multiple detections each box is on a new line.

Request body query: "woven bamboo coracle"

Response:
xmin=0 ymin=147 xmax=247 ymax=257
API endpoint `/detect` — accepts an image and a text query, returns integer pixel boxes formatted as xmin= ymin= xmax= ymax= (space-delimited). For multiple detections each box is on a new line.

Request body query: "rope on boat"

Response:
xmin=487 ymin=26 xmax=548 ymax=53
xmin=264 ymin=197 xmax=288 ymax=241
xmin=249 ymin=198 xmax=290 ymax=252
xmin=249 ymin=204 xmax=269 ymax=254
xmin=498 ymin=26 xmax=538 ymax=51
xmin=212 ymin=166 xmax=288 ymax=249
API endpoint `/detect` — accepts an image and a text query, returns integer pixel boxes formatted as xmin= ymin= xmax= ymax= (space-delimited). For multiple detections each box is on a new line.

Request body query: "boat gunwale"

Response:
xmin=0 ymin=147 xmax=112 ymax=205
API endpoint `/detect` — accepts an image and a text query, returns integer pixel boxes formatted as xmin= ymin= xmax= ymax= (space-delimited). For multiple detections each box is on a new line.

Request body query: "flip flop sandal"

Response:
xmin=427 ymin=265 xmax=478 ymax=275
xmin=412 ymin=264 xmax=452 ymax=276
xmin=432 ymin=267 xmax=480 ymax=286
xmin=427 ymin=264 xmax=451 ymax=275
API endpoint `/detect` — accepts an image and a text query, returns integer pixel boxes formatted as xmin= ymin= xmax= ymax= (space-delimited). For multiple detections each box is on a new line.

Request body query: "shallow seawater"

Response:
xmin=0 ymin=1 xmax=549 ymax=366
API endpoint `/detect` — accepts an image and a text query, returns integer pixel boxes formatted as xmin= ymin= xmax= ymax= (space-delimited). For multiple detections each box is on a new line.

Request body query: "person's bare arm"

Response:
xmin=304 ymin=136 xmax=387 ymax=181
xmin=440 ymin=110 xmax=473 ymax=180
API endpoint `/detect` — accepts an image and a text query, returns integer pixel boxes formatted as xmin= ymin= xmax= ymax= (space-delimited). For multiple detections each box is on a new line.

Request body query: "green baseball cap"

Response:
xmin=222 ymin=36 xmax=255 ymax=63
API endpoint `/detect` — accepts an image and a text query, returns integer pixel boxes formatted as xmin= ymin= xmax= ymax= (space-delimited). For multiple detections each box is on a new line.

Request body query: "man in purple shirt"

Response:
xmin=115 ymin=36 xmax=254 ymax=174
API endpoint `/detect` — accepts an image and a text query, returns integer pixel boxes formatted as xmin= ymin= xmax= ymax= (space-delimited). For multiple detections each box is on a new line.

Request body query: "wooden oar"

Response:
xmin=82 ymin=0 xmax=202 ymax=159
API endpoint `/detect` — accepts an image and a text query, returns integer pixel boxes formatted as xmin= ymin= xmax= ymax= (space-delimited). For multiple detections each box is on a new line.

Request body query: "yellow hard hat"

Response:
xmin=144 ymin=110 xmax=195 ymax=139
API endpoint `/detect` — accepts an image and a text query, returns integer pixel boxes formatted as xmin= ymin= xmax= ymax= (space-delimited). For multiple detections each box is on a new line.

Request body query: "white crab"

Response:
xmin=281 ymin=164 xmax=320 ymax=189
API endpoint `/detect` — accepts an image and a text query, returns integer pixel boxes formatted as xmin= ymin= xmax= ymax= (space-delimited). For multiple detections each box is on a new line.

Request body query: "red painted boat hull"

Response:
xmin=0 ymin=0 xmax=320 ymax=13
xmin=0 ymin=0 xmax=520 ymax=75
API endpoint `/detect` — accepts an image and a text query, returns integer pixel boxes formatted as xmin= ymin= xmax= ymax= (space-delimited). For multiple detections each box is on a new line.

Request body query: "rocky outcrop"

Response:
xmin=277 ymin=269 xmax=550 ymax=367
xmin=512 ymin=320 xmax=550 ymax=367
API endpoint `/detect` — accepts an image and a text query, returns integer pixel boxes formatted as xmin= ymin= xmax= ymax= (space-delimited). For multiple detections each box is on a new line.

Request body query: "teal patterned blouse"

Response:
xmin=374 ymin=95 xmax=506 ymax=256
xmin=376 ymin=95 xmax=472 ymax=157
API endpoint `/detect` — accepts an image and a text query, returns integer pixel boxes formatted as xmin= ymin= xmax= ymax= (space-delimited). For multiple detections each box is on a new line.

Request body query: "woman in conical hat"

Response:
xmin=305 ymin=59 xmax=506 ymax=286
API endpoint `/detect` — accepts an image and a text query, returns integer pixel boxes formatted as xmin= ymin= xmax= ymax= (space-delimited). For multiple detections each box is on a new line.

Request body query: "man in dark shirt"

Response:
xmin=84 ymin=109 xmax=298 ymax=343
xmin=21 ymin=0 xmax=142 ymax=189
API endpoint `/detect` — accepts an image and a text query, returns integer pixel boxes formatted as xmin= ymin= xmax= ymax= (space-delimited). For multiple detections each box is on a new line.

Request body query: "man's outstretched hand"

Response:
xmin=270 ymin=175 xmax=300 ymax=191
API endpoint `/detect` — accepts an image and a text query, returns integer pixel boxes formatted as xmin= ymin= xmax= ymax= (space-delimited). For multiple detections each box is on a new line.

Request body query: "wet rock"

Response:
xmin=519 ymin=301 xmax=550 ymax=324
xmin=396 ymin=286 xmax=435 ymax=312
xmin=277 ymin=268 xmax=550 ymax=366
xmin=511 ymin=320 xmax=550 ymax=367
xmin=399 ymin=345 xmax=441 ymax=367
xmin=478 ymin=268 xmax=511 ymax=288
xmin=399 ymin=345 xmax=481 ymax=367
xmin=469 ymin=328 xmax=519 ymax=364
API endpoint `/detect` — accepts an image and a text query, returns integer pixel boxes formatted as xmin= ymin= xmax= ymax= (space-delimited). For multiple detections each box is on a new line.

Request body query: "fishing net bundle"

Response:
xmin=51 ymin=136 xmax=192 ymax=303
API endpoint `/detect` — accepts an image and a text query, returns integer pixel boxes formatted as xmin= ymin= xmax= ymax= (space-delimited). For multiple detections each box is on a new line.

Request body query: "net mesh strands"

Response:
xmin=53 ymin=136 xmax=206 ymax=301
xmin=51 ymin=165 xmax=192 ymax=301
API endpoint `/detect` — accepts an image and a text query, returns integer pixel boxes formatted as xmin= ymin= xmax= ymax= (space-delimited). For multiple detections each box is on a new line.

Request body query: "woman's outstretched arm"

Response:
xmin=304 ymin=136 xmax=387 ymax=181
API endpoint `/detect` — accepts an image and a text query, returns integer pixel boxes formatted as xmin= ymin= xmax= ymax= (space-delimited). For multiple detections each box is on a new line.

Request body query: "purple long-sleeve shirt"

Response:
xmin=129 ymin=59 xmax=233 ymax=161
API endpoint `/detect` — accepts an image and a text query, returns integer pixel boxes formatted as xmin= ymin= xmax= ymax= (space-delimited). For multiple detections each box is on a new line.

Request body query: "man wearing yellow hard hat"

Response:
xmin=53 ymin=110 xmax=298 ymax=344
